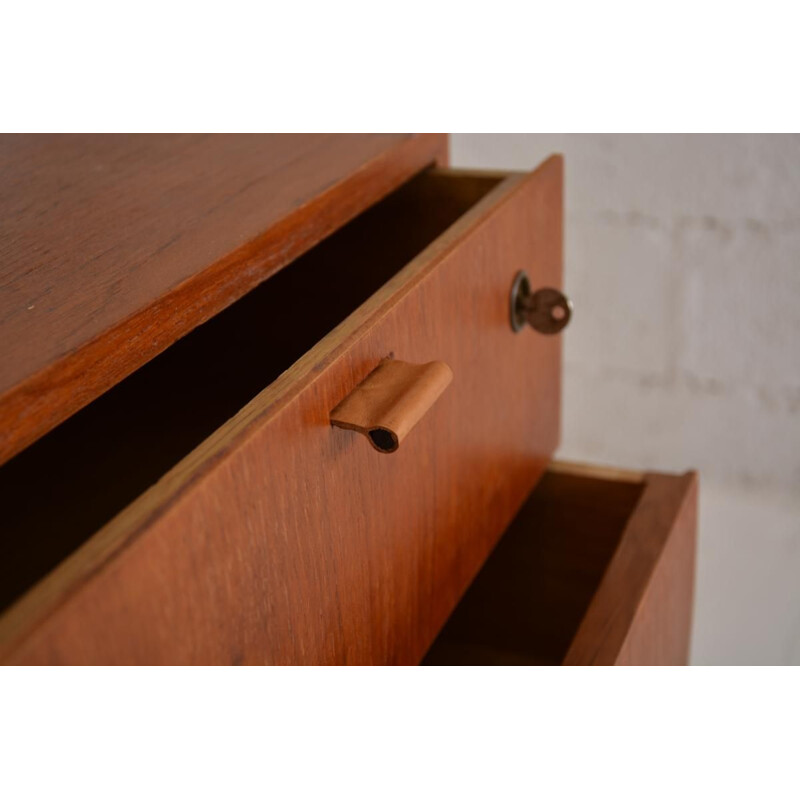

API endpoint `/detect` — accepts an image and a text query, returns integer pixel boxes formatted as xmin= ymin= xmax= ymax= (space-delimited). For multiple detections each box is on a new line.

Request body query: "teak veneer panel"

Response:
xmin=0 ymin=133 xmax=447 ymax=465
xmin=0 ymin=156 xmax=564 ymax=665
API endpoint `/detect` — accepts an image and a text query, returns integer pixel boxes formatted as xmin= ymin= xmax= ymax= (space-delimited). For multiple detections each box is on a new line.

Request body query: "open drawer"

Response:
xmin=0 ymin=157 xmax=565 ymax=665
xmin=423 ymin=462 xmax=698 ymax=666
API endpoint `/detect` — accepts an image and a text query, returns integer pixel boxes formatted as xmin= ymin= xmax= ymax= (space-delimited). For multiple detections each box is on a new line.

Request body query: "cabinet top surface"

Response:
xmin=0 ymin=133 xmax=446 ymax=464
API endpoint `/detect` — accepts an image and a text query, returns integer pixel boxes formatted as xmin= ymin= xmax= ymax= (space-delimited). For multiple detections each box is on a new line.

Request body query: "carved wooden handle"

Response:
xmin=330 ymin=358 xmax=453 ymax=453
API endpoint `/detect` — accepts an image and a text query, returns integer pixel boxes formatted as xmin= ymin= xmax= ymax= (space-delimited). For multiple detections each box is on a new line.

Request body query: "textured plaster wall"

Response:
xmin=451 ymin=134 xmax=800 ymax=664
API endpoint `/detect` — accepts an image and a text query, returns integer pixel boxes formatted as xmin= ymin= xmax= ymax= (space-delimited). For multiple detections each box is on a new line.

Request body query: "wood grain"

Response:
xmin=0 ymin=156 xmax=565 ymax=665
xmin=423 ymin=464 xmax=697 ymax=666
xmin=0 ymin=133 xmax=448 ymax=466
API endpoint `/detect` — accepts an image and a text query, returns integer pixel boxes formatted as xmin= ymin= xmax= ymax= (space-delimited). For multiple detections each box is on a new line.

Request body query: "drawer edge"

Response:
xmin=563 ymin=469 xmax=698 ymax=666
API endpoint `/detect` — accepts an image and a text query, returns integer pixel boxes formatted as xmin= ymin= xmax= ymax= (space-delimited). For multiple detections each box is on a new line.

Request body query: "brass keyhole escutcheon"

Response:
xmin=510 ymin=271 xmax=572 ymax=334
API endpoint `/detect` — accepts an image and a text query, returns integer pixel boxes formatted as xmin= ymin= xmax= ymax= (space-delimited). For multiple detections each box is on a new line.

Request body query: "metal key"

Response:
xmin=510 ymin=271 xmax=572 ymax=334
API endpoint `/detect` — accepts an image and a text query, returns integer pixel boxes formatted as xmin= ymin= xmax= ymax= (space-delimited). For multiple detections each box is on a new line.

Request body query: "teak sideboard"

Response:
xmin=0 ymin=134 xmax=697 ymax=665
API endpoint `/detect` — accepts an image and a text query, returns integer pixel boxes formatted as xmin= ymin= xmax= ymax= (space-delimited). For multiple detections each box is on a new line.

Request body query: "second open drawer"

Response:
xmin=424 ymin=461 xmax=698 ymax=666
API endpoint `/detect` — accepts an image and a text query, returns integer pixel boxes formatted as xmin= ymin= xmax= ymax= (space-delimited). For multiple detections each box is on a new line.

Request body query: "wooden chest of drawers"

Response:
xmin=0 ymin=134 xmax=696 ymax=664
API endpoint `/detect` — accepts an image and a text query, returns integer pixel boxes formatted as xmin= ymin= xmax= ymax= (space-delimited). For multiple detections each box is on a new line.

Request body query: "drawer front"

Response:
xmin=1 ymin=157 xmax=564 ymax=665
xmin=564 ymin=467 xmax=698 ymax=665
xmin=423 ymin=462 xmax=698 ymax=666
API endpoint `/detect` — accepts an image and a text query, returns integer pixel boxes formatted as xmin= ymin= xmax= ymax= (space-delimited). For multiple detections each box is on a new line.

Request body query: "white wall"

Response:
xmin=451 ymin=134 xmax=800 ymax=665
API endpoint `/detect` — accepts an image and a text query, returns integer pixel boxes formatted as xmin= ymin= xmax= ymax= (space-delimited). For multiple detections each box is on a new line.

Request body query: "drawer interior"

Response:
xmin=422 ymin=467 xmax=646 ymax=665
xmin=0 ymin=168 xmax=503 ymax=614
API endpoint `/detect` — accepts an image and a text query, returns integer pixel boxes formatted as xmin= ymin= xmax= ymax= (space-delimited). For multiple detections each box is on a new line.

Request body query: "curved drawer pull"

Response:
xmin=330 ymin=358 xmax=453 ymax=453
